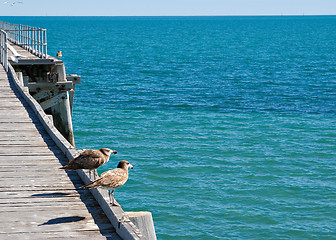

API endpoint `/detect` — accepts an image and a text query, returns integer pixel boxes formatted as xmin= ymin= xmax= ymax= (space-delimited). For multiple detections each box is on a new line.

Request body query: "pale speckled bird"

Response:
xmin=60 ymin=148 xmax=117 ymax=179
xmin=80 ymin=160 xmax=133 ymax=206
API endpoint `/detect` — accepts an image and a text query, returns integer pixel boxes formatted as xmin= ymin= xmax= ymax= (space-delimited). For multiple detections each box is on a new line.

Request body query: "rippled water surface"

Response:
xmin=4 ymin=16 xmax=336 ymax=239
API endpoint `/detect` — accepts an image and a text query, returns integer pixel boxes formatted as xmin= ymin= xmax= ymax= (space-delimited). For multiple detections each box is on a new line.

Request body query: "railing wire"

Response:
xmin=0 ymin=21 xmax=47 ymax=59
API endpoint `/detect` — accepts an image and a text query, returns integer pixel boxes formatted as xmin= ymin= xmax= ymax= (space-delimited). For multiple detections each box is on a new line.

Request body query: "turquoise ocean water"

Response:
xmin=3 ymin=16 xmax=336 ymax=239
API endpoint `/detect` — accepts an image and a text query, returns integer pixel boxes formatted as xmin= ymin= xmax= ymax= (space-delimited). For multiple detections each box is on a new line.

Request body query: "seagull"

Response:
xmin=80 ymin=160 xmax=133 ymax=206
xmin=8 ymin=1 xmax=23 ymax=6
xmin=60 ymin=148 xmax=117 ymax=179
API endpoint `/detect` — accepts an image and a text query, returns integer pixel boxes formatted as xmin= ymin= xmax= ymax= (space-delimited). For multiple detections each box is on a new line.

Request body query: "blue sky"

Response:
xmin=0 ymin=0 xmax=335 ymax=16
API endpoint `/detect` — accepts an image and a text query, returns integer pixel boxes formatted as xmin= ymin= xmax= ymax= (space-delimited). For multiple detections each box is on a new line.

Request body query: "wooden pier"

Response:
xmin=0 ymin=67 xmax=120 ymax=239
xmin=0 ymin=22 xmax=156 ymax=239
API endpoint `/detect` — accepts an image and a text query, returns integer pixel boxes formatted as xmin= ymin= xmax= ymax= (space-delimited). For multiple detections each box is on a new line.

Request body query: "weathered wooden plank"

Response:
xmin=0 ymin=224 xmax=113 ymax=235
xmin=0 ymin=192 xmax=82 ymax=201
xmin=0 ymin=188 xmax=87 ymax=196
xmin=0 ymin=142 xmax=53 ymax=147
xmin=0 ymin=166 xmax=70 ymax=174
xmin=0 ymin=194 xmax=89 ymax=202
xmin=0 ymin=111 xmax=33 ymax=116
xmin=0 ymin=203 xmax=104 ymax=213
xmin=0 ymin=99 xmax=27 ymax=104
xmin=0 ymin=94 xmax=18 ymax=97
xmin=0 ymin=216 xmax=111 ymax=233
xmin=0 ymin=230 xmax=118 ymax=237
xmin=0 ymin=163 xmax=66 ymax=169
xmin=0 ymin=151 xmax=62 ymax=156
xmin=0 ymin=125 xmax=38 ymax=130
xmin=0 ymin=169 xmax=71 ymax=176
xmin=0 ymin=123 xmax=44 ymax=129
xmin=0 ymin=133 xmax=50 ymax=139
xmin=0 ymin=106 xmax=30 ymax=111
xmin=0 ymin=184 xmax=83 ymax=192
xmin=0 ymin=159 xmax=62 ymax=165
xmin=0 ymin=144 xmax=55 ymax=150
xmin=0 ymin=144 xmax=59 ymax=150
xmin=0 ymin=198 xmax=95 ymax=206
xmin=0 ymin=231 xmax=120 ymax=240
xmin=0 ymin=225 xmax=112 ymax=235
xmin=0 ymin=155 xmax=62 ymax=160
xmin=0 ymin=162 xmax=63 ymax=168
xmin=0 ymin=135 xmax=51 ymax=140
xmin=0 ymin=121 xmax=35 ymax=125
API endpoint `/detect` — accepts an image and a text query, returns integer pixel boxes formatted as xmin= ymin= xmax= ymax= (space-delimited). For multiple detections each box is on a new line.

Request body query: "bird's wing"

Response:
xmin=77 ymin=149 xmax=103 ymax=159
xmin=82 ymin=169 xmax=128 ymax=189
xmin=100 ymin=169 xmax=128 ymax=188
xmin=65 ymin=150 xmax=104 ymax=169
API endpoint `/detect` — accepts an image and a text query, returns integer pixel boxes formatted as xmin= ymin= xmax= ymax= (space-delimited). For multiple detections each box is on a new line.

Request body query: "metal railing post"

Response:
xmin=0 ymin=29 xmax=8 ymax=72
xmin=44 ymin=29 xmax=47 ymax=58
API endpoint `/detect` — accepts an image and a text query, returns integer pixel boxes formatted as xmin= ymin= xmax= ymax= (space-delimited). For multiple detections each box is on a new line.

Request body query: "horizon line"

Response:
xmin=1 ymin=14 xmax=336 ymax=17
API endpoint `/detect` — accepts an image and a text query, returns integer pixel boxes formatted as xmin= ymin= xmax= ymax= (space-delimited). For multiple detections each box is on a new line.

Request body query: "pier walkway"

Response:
xmin=0 ymin=66 xmax=121 ymax=239
xmin=0 ymin=20 xmax=154 ymax=240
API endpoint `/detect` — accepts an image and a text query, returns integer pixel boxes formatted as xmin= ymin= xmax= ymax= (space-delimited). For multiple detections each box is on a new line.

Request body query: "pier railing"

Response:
xmin=0 ymin=29 xmax=8 ymax=71
xmin=0 ymin=21 xmax=47 ymax=59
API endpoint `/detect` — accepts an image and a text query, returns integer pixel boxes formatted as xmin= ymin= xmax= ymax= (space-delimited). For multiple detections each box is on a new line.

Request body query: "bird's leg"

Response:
xmin=89 ymin=170 xmax=92 ymax=180
xmin=108 ymin=190 xmax=113 ymax=204
xmin=94 ymin=170 xmax=98 ymax=180
xmin=109 ymin=190 xmax=119 ymax=206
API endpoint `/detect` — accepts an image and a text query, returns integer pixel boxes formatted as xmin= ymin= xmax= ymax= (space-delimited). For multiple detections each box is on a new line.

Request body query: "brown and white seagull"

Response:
xmin=80 ymin=160 xmax=133 ymax=206
xmin=60 ymin=148 xmax=117 ymax=179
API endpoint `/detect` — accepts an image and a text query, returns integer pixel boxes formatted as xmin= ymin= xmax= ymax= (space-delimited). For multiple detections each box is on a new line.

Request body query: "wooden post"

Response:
xmin=66 ymin=75 xmax=81 ymax=116
xmin=23 ymin=76 xmax=29 ymax=86
xmin=16 ymin=72 xmax=23 ymax=86
xmin=126 ymin=212 xmax=157 ymax=240
xmin=68 ymin=89 xmax=75 ymax=115
xmin=50 ymin=63 xmax=75 ymax=146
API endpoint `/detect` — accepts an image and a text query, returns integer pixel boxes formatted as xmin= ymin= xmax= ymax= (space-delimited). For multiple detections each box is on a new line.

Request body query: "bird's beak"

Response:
xmin=112 ymin=150 xmax=117 ymax=154
xmin=129 ymin=164 xmax=134 ymax=169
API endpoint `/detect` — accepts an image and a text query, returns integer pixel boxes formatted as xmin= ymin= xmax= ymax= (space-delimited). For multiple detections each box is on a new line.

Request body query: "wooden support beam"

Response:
xmin=27 ymin=81 xmax=73 ymax=92
xmin=40 ymin=92 xmax=67 ymax=110
xmin=23 ymin=76 xmax=29 ymax=86
xmin=9 ymin=59 xmax=56 ymax=66
xmin=32 ymin=90 xmax=53 ymax=101
xmin=68 ymin=89 xmax=75 ymax=115
xmin=67 ymin=74 xmax=81 ymax=85
xmin=66 ymin=75 xmax=81 ymax=116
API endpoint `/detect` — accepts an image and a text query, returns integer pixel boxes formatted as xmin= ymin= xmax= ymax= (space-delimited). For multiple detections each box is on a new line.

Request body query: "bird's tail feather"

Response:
xmin=59 ymin=165 xmax=75 ymax=170
xmin=79 ymin=181 xmax=96 ymax=189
